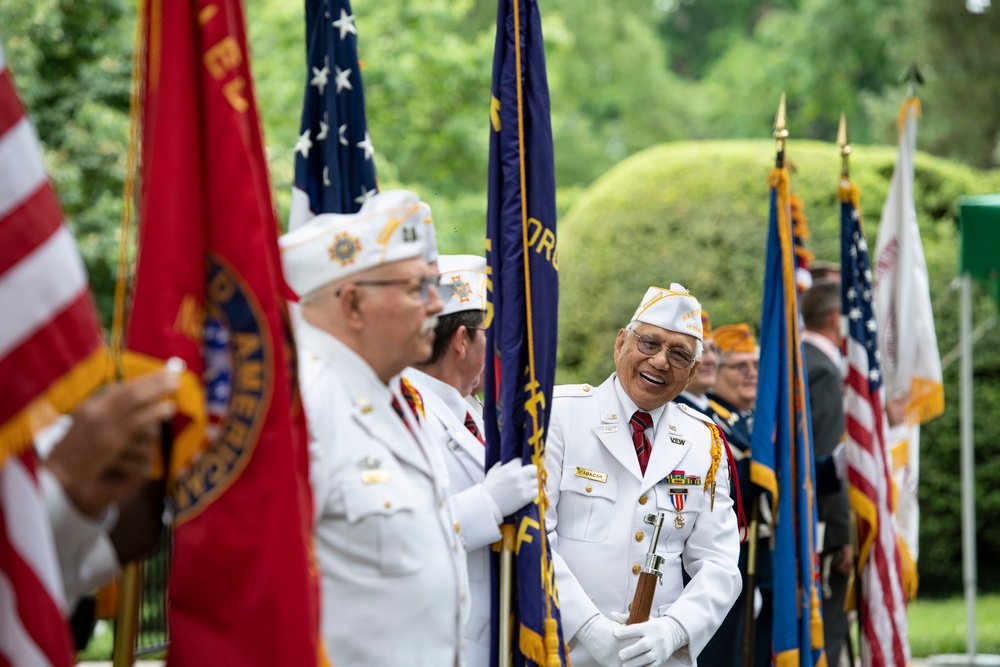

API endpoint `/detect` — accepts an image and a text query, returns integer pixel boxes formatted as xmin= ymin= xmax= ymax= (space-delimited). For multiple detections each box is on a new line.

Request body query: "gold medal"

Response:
xmin=674 ymin=513 xmax=685 ymax=529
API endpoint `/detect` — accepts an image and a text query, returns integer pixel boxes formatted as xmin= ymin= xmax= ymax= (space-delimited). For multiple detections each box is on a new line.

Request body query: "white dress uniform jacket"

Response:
xmin=405 ymin=368 xmax=499 ymax=667
xmin=298 ymin=320 xmax=469 ymax=667
xmin=546 ymin=375 xmax=742 ymax=667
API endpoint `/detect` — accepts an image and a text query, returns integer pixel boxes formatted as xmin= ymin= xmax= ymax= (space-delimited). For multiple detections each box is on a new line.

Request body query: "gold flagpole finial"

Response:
xmin=773 ymin=92 xmax=789 ymax=156
xmin=838 ymin=112 xmax=851 ymax=177
xmin=773 ymin=92 xmax=789 ymax=166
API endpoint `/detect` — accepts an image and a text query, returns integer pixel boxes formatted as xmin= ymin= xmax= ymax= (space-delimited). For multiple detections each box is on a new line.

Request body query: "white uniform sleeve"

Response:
xmin=39 ymin=467 xmax=120 ymax=608
xmin=544 ymin=401 xmax=602 ymax=641
xmin=449 ymin=483 xmax=502 ymax=551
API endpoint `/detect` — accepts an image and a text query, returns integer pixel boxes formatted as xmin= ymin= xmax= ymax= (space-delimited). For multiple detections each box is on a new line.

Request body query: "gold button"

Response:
xmin=583 ymin=385 xmax=591 ymax=392
xmin=628 ymin=602 xmax=633 ymax=611
xmin=585 ymin=485 xmax=593 ymax=493
xmin=635 ymin=531 xmax=645 ymax=542
xmin=639 ymin=494 xmax=648 ymax=505
xmin=632 ymin=564 xmax=641 ymax=575
xmin=454 ymin=521 xmax=461 ymax=533
xmin=384 ymin=501 xmax=391 ymax=509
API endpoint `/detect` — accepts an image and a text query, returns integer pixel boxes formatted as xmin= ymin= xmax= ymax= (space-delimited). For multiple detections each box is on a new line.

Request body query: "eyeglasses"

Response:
xmin=337 ymin=275 xmax=439 ymax=302
xmin=719 ymin=361 xmax=759 ymax=376
xmin=631 ymin=331 xmax=696 ymax=369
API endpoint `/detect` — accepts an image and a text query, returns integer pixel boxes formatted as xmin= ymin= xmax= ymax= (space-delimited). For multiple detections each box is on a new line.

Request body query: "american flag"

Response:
xmin=1 ymin=39 xmax=109 ymax=667
xmin=288 ymin=0 xmax=378 ymax=231
xmin=839 ymin=178 xmax=911 ymax=667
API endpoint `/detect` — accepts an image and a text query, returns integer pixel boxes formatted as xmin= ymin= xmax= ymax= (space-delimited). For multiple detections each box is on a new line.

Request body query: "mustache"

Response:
xmin=421 ymin=316 xmax=439 ymax=335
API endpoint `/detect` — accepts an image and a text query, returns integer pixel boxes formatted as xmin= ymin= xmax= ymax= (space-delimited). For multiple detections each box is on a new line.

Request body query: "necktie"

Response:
xmin=630 ymin=411 xmax=653 ymax=474
xmin=391 ymin=396 xmax=414 ymax=437
xmin=464 ymin=411 xmax=485 ymax=445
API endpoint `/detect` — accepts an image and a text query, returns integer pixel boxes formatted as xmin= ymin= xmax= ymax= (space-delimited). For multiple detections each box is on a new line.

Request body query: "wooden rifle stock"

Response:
xmin=627 ymin=512 xmax=667 ymax=625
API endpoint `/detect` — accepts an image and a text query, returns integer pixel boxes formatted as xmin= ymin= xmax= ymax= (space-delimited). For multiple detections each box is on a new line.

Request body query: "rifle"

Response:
xmin=628 ymin=512 xmax=668 ymax=624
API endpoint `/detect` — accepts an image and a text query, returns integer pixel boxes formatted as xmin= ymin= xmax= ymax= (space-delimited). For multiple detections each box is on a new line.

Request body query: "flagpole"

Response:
xmin=838 ymin=113 xmax=864 ymax=667
xmin=959 ymin=270 xmax=978 ymax=657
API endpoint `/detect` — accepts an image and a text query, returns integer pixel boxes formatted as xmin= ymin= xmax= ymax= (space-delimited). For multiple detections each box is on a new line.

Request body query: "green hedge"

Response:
xmin=556 ymin=139 xmax=1000 ymax=596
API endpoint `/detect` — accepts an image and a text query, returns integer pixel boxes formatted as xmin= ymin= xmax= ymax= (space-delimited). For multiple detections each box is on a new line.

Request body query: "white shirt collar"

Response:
xmin=404 ymin=367 xmax=470 ymax=423
xmin=801 ymin=329 xmax=843 ymax=368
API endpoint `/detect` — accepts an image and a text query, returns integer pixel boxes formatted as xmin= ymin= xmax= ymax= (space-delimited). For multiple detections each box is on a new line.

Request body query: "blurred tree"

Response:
xmin=1 ymin=0 xmax=134 ymax=324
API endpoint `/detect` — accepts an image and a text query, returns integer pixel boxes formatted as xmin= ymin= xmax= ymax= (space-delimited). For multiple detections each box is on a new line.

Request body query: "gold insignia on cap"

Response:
xmin=330 ymin=231 xmax=361 ymax=266
xmin=450 ymin=275 xmax=472 ymax=302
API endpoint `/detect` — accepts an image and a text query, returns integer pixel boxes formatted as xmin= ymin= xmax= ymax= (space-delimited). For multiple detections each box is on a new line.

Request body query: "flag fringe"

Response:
xmin=122 ymin=349 xmax=207 ymax=480
xmin=908 ymin=378 xmax=944 ymax=424
xmin=0 ymin=347 xmax=112 ymax=466
xmin=776 ymin=648 xmax=801 ymax=667
xmin=519 ymin=622 xmax=571 ymax=667
xmin=848 ymin=485 xmax=878 ymax=571
xmin=898 ymin=536 xmax=919 ymax=601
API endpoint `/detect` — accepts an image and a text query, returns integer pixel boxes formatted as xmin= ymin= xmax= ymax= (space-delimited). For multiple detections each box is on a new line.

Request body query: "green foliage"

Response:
xmin=1 ymin=0 xmax=134 ymax=325
xmin=556 ymin=138 xmax=1000 ymax=594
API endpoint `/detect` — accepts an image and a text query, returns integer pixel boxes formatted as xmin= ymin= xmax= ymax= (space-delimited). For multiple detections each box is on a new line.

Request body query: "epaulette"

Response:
xmin=707 ymin=398 xmax=732 ymax=420
xmin=553 ymin=383 xmax=596 ymax=398
xmin=675 ymin=402 xmax=714 ymax=425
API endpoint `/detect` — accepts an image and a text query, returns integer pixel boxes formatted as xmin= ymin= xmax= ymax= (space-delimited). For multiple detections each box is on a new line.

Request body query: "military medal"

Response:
xmin=670 ymin=488 xmax=686 ymax=529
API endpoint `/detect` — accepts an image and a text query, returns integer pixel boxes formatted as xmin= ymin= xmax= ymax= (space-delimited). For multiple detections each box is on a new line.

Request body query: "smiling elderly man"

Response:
xmin=545 ymin=284 xmax=742 ymax=667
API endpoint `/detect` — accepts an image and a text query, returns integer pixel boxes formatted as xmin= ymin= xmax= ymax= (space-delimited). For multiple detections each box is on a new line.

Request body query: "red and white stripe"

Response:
xmin=0 ymin=45 xmax=101 ymax=429
xmin=845 ymin=336 xmax=910 ymax=667
xmin=0 ymin=451 xmax=74 ymax=667
xmin=1 ymin=40 xmax=100 ymax=667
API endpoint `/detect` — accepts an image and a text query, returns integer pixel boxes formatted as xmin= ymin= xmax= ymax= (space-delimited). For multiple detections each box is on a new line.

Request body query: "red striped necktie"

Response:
xmin=464 ymin=411 xmax=484 ymax=445
xmin=630 ymin=411 xmax=653 ymax=474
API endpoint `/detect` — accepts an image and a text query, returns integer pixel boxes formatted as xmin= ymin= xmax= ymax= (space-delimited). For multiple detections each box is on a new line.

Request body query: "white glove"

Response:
xmin=575 ymin=613 xmax=630 ymax=667
xmin=480 ymin=459 xmax=538 ymax=517
xmin=613 ymin=616 xmax=688 ymax=667
xmin=832 ymin=442 xmax=847 ymax=479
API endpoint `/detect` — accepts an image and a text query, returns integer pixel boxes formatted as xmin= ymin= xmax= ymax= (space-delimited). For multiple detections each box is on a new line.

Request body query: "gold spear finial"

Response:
xmin=773 ymin=92 xmax=788 ymax=163
xmin=838 ymin=112 xmax=851 ymax=177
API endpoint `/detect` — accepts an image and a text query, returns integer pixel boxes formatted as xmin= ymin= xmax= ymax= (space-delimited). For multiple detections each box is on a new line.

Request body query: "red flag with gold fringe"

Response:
xmin=126 ymin=1 xmax=319 ymax=663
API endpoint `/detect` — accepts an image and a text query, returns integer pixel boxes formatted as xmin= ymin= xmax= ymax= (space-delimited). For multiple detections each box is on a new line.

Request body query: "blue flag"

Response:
xmin=483 ymin=0 xmax=566 ymax=665
xmin=750 ymin=161 xmax=827 ymax=667
xmin=289 ymin=0 xmax=377 ymax=230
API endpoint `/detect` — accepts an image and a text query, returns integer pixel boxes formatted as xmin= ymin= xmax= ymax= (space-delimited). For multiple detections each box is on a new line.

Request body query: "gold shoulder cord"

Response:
xmin=703 ymin=423 xmax=723 ymax=511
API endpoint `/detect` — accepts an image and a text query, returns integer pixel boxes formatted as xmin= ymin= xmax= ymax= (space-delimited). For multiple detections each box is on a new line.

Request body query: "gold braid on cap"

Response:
xmin=703 ymin=422 xmax=723 ymax=510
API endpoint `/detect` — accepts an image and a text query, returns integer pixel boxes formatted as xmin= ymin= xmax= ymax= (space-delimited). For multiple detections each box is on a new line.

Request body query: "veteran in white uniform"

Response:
xmin=280 ymin=191 xmax=469 ymax=667
xmin=546 ymin=285 xmax=742 ymax=667
xmin=404 ymin=255 xmax=538 ymax=666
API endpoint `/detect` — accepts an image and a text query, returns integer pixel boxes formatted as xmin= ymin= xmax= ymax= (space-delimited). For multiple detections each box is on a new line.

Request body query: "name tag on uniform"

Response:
xmin=600 ymin=426 xmax=619 ymax=434
xmin=361 ymin=470 xmax=391 ymax=484
xmin=575 ymin=467 xmax=608 ymax=483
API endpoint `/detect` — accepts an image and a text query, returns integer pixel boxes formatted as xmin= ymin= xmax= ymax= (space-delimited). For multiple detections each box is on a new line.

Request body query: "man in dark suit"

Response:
xmin=801 ymin=280 xmax=851 ymax=667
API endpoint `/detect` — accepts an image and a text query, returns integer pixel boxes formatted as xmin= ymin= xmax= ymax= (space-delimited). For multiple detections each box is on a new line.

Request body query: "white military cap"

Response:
xmin=437 ymin=255 xmax=487 ymax=316
xmin=279 ymin=190 xmax=435 ymax=298
xmin=631 ymin=283 xmax=703 ymax=341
